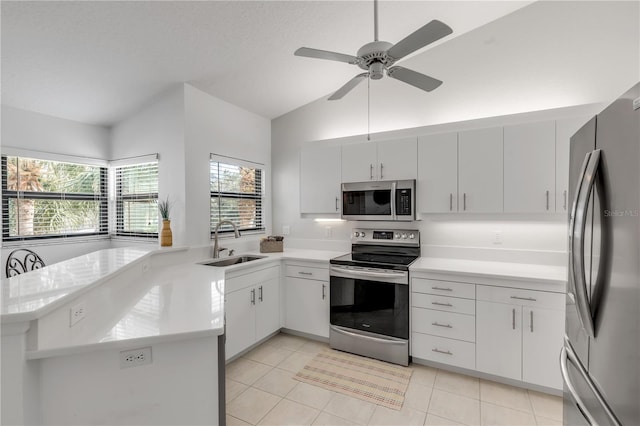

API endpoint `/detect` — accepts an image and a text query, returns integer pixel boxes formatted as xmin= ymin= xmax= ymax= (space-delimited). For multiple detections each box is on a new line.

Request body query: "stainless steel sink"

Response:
xmin=199 ymin=255 xmax=266 ymax=267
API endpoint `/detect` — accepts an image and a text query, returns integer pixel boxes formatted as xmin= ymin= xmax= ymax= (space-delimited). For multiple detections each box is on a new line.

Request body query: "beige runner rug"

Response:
xmin=293 ymin=349 xmax=412 ymax=410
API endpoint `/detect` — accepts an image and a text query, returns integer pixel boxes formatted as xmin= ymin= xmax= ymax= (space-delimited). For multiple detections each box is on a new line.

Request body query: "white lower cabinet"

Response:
xmin=411 ymin=276 xmax=476 ymax=370
xmin=284 ymin=262 xmax=330 ymax=338
xmin=476 ymin=285 xmax=565 ymax=390
xmin=225 ymin=265 xmax=281 ymax=360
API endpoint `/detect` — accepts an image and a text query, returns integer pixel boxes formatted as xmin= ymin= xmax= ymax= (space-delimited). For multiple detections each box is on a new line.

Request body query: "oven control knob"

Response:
xmin=360 ymin=232 xmax=366 ymax=237
xmin=394 ymin=233 xmax=400 ymax=239
xmin=353 ymin=231 xmax=360 ymax=237
xmin=409 ymin=233 xmax=415 ymax=239
xmin=401 ymin=233 xmax=407 ymax=239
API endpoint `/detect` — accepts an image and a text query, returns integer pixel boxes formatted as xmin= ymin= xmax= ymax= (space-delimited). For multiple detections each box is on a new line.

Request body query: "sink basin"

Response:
xmin=200 ymin=255 xmax=266 ymax=267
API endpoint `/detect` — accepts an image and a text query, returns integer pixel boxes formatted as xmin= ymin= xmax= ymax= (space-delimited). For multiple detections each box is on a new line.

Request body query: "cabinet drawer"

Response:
xmin=476 ymin=285 xmax=564 ymax=310
xmin=226 ymin=265 xmax=280 ymax=293
xmin=412 ymin=293 xmax=475 ymax=315
xmin=411 ymin=333 xmax=475 ymax=370
xmin=285 ymin=264 xmax=329 ymax=281
xmin=412 ymin=308 xmax=475 ymax=342
xmin=412 ymin=278 xmax=475 ymax=299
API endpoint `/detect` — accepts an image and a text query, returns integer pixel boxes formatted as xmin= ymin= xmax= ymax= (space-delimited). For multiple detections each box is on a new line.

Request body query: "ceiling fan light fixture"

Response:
xmin=369 ymin=62 xmax=384 ymax=80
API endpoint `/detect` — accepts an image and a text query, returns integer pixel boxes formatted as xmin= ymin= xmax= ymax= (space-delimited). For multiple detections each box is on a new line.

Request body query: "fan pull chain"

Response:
xmin=367 ymin=75 xmax=371 ymax=141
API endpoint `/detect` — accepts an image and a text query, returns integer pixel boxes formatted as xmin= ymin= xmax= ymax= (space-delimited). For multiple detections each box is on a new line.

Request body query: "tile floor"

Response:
xmin=225 ymin=333 xmax=563 ymax=426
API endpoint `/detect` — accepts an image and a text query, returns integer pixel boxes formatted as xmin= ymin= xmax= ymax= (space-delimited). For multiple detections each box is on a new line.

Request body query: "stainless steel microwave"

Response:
xmin=341 ymin=180 xmax=415 ymax=221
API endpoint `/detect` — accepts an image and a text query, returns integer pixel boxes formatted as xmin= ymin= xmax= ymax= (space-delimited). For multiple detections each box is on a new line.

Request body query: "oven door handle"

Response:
xmin=330 ymin=265 xmax=408 ymax=283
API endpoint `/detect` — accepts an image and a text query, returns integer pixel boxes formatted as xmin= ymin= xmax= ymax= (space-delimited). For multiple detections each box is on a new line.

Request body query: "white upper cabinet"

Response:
xmin=341 ymin=138 xmax=417 ymax=183
xmin=300 ymin=144 xmax=342 ymax=214
xmin=504 ymin=121 xmax=556 ymax=213
xmin=556 ymin=116 xmax=591 ymax=213
xmin=417 ymin=132 xmax=458 ymax=213
xmin=458 ymin=127 xmax=504 ymax=213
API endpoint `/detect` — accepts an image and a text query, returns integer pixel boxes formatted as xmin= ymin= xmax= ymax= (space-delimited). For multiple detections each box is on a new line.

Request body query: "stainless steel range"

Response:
xmin=329 ymin=228 xmax=420 ymax=366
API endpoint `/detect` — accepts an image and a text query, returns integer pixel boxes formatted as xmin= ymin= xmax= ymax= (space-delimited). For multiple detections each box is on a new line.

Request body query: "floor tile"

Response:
xmin=258 ymin=398 xmax=320 ymax=425
xmin=286 ymin=381 xmax=335 ymax=410
xmin=528 ymin=391 xmax=563 ymax=421
xmin=367 ymin=404 xmax=426 ymax=425
xmin=424 ymin=413 xmax=465 ymax=425
xmin=226 ymin=387 xmax=281 ymax=425
xmin=313 ymin=412 xmax=358 ymax=426
xmin=434 ymin=370 xmax=480 ymax=400
xmin=277 ymin=351 xmax=315 ymax=373
xmin=243 ymin=343 xmax=294 ymax=367
xmin=297 ymin=339 xmax=330 ymax=355
xmin=535 ymin=415 xmax=563 ymax=425
xmin=266 ymin=332 xmax=308 ymax=351
xmin=479 ymin=379 xmax=532 ymax=413
xmin=324 ymin=393 xmax=377 ymax=425
xmin=226 ymin=379 xmax=248 ymax=402
xmin=480 ymin=401 xmax=536 ymax=426
xmin=226 ymin=358 xmax=272 ymax=386
xmin=410 ymin=364 xmax=438 ymax=388
xmin=403 ymin=381 xmax=432 ymax=412
xmin=253 ymin=367 xmax=298 ymax=397
xmin=226 ymin=414 xmax=252 ymax=426
xmin=428 ymin=389 xmax=480 ymax=426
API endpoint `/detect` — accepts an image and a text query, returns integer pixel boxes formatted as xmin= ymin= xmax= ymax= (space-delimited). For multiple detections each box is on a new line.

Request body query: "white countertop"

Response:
xmin=410 ymin=257 xmax=568 ymax=285
xmin=1 ymin=247 xmax=153 ymax=323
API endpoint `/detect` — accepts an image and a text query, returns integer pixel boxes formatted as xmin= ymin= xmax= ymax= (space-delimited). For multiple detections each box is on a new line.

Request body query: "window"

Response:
xmin=112 ymin=158 xmax=159 ymax=238
xmin=210 ymin=155 xmax=264 ymax=235
xmin=1 ymin=155 xmax=108 ymax=241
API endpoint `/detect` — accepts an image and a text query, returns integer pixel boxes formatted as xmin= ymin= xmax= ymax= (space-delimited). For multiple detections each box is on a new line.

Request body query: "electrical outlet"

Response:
xmin=69 ymin=301 xmax=86 ymax=327
xmin=325 ymin=226 xmax=332 ymax=238
xmin=120 ymin=347 xmax=152 ymax=368
xmin=282 ymin=225 xmax=290 ymax=236
xmin=493 ymin=230 xmax=503 ymax=244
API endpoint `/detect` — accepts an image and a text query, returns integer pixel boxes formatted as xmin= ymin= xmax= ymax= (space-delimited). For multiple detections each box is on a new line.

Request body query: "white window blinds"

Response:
xmin=210 ymin=155 xmax=264 ymax=235
xmin=1 ymin=155 xmax=108 ymax=241
xmin=112 ymin=157 xmax=159 ymax=238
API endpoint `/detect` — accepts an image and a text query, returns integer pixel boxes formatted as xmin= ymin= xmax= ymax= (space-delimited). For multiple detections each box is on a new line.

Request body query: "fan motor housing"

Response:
xmin=356 ymin=41 xmax=395 ymax=73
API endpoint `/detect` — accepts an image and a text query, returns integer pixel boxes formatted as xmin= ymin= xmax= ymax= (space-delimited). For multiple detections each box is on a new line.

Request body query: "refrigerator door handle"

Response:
xmin=569 ymin=150 xmax=600 ymax=338
xmin=560 ymin=339 xmax=621 ymax=426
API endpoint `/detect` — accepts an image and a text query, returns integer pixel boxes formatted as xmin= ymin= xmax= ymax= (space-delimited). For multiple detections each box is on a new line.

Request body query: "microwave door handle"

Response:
xmin=571 ymin=150 xmax=600 ymax=338
xmin=391 ymin=181 xmax=397 ymax=219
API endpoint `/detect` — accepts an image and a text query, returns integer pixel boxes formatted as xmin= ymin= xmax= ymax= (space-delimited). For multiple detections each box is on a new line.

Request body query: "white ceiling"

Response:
xmin=1 ymin=1 xmax=534 ymax=127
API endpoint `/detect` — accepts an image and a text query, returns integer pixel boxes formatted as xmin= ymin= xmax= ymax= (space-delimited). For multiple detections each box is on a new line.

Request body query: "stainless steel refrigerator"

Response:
xmin=562 ymin=82 xmax=639 ymax=425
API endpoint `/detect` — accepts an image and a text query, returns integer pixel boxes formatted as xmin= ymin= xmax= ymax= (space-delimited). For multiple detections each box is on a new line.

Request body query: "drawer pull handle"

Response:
xmin=530 ymin=310 xmax=534 ymax=333
xmin=432 ymin=322 xmax=453 ymax=328
xmin=512 ymin=308 xmax=516 ymax=330
xmin=432 ymin=301 xmax=453 ymax=307
xmin=432 ymin=286 xmax=453 ymax=292
xmin=510 ymin=296 xmax=537 ymax=301
xmin=432 ymin=348 xmax=453 ymax=355
xmin=298 ymin=271 xmax=313 ymax=276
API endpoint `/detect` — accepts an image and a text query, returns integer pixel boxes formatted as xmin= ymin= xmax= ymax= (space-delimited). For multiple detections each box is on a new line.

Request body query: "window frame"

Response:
xmin=1 ymin=155 xmax=109 ymax=242
xmin=209 ymin=155 xmax=265 ymax=237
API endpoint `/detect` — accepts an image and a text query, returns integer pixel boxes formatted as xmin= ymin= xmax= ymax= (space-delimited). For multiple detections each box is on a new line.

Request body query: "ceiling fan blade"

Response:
xmin=387 ymin=66 xmax=442 ymax=92
xmin=295 ymin=47 xmax=359 ymax=65
xmin=328 ymin=73 xmax=369 ymax=100
xmin=387 ymin=20 xmax=453 ymax=61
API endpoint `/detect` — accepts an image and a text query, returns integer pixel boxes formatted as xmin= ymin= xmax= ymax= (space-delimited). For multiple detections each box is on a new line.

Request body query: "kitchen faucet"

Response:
xmin=212 ymin=220 xmax=240 ymax=258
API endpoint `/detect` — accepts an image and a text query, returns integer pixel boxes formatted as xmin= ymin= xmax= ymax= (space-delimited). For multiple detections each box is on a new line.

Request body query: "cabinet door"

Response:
xmin=555 ymin=116 xmax=591 ymax=213
xmin=504 ymin=121 xmax=556 ymax=212
xmin=300 ymin=144 xmax=342 ymax=214
xmin=522 ymin=306 xmax=565 ymax=390
xmin=458 ymin=127 xmax=503 ymax=212
xmin=341 ymin=142 xmax=377 ymax=182
xmin=285 ymin=277 xmax=329 ymax=338
xmin=225 ymin=288 xmax=256 ymax=360
xmin=417 ymin=133 xmax=458 ymax=213
xmin=376 ymin=137 xmax=417 ymax=180
xmin=255 ymin=278 xmax=281 ymax=342
xmin=476 ymin=301 xmax=521 ymax=381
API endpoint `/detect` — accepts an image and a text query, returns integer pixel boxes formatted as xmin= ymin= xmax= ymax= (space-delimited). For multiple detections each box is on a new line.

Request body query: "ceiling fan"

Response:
xmin=294 ymin=0 xmax=453 ymax=100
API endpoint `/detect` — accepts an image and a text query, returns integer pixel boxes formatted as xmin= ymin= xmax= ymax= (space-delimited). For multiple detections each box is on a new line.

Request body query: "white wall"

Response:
xmin=1 ymin=106 xmax=112 ymax=276
xmin=184 ymin=84 xmax=272 ymax=246
xmin=110 ymin=85 xmax=187 ymax=246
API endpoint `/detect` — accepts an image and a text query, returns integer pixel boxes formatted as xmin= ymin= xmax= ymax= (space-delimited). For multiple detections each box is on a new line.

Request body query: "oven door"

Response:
xmin=341 ymin=181 xmax=394 ymax=221
xmin=329 ymin=265 xmax=409 ymax=339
